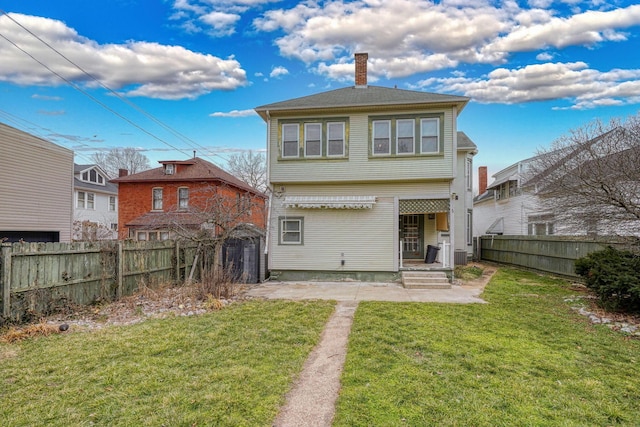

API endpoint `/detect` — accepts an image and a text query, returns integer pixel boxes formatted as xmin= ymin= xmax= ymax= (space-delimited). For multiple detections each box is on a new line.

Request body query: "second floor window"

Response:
xmin=77 ymin=191 xmax=95 ymax=209
xmin=396 ymin=119 xmax=415 ymax=155
xmin=372 ymin=120 xmax=391 ymax=155
xmin=178 ymin=187 xmax=189 ymax=209
xmin=109 ymin=196 xmax=117 ymax=211
xmin=81 ymin=169 xmax=104 ymax=185
xmin=152 ymin=188 xmax=163 ymax=210
xmin=420 ymin=118 xmax=439 ymax=153
xmin=327 ymin=122 xmax=345 ymax=156
xmin=304 ymin=123 xmax=322 ymax=157
xmin=282 ymin=124 xmax=300 ymax=158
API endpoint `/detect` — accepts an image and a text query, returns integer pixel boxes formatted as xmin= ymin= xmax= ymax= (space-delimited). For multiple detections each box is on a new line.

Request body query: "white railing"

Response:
xmin=439 ymin=241 xmax=451 ymax=268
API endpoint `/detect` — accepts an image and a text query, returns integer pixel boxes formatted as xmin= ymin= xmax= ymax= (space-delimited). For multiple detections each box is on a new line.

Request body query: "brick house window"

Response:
xmin=178 ymin=187 xmax=189 ymax=209
xmin=152 ymin=188 xmax=163 ymax=210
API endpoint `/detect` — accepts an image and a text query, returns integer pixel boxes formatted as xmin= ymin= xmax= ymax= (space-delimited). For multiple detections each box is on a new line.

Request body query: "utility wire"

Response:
xmin=0 ymin=10 xmax=229 ymax=166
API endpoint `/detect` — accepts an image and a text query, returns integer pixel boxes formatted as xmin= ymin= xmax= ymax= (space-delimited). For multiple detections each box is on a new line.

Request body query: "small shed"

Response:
xmin=222 ymin=224 xmax=266 ymax=284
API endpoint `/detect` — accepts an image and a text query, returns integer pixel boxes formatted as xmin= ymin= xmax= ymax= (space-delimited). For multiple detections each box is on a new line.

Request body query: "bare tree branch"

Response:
xmin=226 ymin=151 xmax=267 ymax=192
xmin=91 ymin=147 xmax=151 ymax=178
xmin=526 ymin=114 xmax=640 ymax=237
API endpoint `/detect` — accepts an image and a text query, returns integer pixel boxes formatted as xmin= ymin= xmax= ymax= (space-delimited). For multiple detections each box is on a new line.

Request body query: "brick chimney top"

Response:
xmin=479 ymin=166 xmax=487 ymax=195
xmin=355 ymin=53 xmax=368 ymax=87
xmin=118 ymin=168 xmax=129 ymax=177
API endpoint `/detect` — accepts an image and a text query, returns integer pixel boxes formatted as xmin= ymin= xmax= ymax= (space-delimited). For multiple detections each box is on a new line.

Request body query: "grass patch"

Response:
xmin=335 ymin=267 xmax=640 ymax=426
xmin=454 ymin=264 xmax=484 ymax=281
xmin=0 ymin=300 xmax=334 ymax=426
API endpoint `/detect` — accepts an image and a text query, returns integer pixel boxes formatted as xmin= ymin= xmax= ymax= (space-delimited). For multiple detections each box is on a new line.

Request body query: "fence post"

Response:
xmin=2 ymin=243 xmax=12 ymax=318
xmin=117 ymin=241 xmax=124 ymax=299
xmin=174 ymin=240 xmax=180 ymax=284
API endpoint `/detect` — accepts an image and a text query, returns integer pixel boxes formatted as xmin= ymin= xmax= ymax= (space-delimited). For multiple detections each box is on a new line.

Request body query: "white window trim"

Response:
xmin=326 ymin=122 xmax=345 ymax=157
xmin=279 ymin=217 xmax=303 ymax=245
xmin=152 ymin=187 xmax=163 ymax=211
xmin=282 ymin=123 xmax=300 ymax=158
xmin=178 ymin=187 xmax=189 ymax=209
xmin=304 ymin=123 xmax=322 ymax=158
xmin=396 ymin=119 xmax=415 ymax=155
xmin=372 ymin=120 xmax=391 ymax=156
xmin=109 ymin=196 xmax=117 ymax=211
xmin=420 ymin=118 xmax=440 ymax=154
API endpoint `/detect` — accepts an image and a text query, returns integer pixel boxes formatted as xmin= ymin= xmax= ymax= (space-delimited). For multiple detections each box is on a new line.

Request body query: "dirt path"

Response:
xmin=273 ymin=301 xmax=358 ymax=427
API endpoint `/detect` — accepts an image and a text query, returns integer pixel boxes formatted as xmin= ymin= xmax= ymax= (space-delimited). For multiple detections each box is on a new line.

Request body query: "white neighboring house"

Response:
xmin=73 ymin=164 xmax=118 ymax=240
xmin=473 ymin=160 xmax=552 ymax=237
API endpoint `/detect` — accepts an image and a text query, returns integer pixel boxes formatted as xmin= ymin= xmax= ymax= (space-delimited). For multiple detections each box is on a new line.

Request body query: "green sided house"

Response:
xmin=255 ymin=53 xmax=477 ymax=282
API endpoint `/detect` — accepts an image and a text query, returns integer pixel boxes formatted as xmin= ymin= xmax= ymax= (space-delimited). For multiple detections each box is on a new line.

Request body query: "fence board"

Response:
xmin=478 ymin=235 xmax=629 ymax=278
xmin=1 ymin=240 xmax=199 ymax=322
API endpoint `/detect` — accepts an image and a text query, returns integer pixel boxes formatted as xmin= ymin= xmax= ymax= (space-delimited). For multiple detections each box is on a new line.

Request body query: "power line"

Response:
xmin=0 ymin=10 xmax=226 ymax=166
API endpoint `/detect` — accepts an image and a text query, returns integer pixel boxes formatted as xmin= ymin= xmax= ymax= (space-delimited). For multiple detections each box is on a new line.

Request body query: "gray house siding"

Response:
xmin=0 ymin=123 xmax=73 ymax=242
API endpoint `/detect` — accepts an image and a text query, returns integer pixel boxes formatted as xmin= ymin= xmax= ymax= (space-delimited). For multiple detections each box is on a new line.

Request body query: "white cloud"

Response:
xmin=269 ymin=66 xmax=289 ymax=78
xmin=209 ymin=109 xmax=257 ymax=117
xmin=417 ymin=62 xmax=640 ymax=109
xmin=253 ymin=0 xmax=640 ymax=82
xmin=32 ymin=94 xmax=63 ymax=101
xmin=0 ymin=13 xmax=247 ymax=99
xmin=199 ymin=11 xmax=241 ymax=36
xmin=536 ymin=52 xmax=554 ymax=61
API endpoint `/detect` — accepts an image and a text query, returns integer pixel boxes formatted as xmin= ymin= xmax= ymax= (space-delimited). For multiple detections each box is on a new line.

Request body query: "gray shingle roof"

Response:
xmin=457 ymin=131 xmax=477 ymax=152
xmin=255 ymin=85 xmax=469 ymax=120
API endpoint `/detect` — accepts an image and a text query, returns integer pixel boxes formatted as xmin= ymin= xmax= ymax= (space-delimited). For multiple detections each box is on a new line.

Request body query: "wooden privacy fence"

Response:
xmin=1 ymin=240 xmax=199 ymax=321
xmin=476 ymin=235 xmax=630 ymax=278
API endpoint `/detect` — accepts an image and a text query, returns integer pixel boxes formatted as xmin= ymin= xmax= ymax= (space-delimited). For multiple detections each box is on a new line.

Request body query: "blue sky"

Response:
xmin=1 ymin=0 xmax=639 ymax=187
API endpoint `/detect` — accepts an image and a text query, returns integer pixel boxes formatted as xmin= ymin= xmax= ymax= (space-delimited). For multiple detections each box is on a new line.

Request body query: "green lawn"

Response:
xmin=3 ymin=268 xmax=639 ymax=426
xmin=0 ymin=300 xmax=335 ymax=427
xmin=335 ymin=268 xmax=640 ymax=426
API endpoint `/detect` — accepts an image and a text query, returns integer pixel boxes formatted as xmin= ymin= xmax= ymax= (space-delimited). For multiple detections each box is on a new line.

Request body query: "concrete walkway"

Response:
xmin=253 ymin=267 xmax=496 ymax=427
xmin=245 ymin=280 xmax=487 ymax=303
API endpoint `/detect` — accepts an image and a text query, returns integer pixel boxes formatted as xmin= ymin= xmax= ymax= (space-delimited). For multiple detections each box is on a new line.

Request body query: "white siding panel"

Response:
xmin=269 ymin=109 xmax=456 ymax=184
xmin=270 ymin=198 xmax=395 ymax=271
xmin=0 ymin=123 xmax=73 ymax=242
xmin=268 ymin=182 xmax=454 ymax=272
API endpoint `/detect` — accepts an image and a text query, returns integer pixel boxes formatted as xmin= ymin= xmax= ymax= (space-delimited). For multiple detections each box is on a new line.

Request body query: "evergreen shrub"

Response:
xmin=575 ymin=246 xmax=640 ymax=313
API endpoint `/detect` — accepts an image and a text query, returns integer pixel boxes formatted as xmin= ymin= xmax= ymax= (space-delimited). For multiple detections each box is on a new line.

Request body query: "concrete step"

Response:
xmin=401 ymin=271 xmax=451 ymax=289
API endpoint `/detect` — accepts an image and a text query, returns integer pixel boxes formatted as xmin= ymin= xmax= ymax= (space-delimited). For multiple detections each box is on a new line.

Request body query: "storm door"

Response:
xmin=401 ymin=214 xmax=424 ymax=259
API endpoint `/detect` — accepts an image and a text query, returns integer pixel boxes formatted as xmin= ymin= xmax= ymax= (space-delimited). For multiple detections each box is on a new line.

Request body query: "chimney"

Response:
xmin=479 ymin=166 xmax=487 ymax=195
xmin=355 ymin=52 xmax=368 ymax=87
xmin=119 ymin=168 xmax=129 ymax=177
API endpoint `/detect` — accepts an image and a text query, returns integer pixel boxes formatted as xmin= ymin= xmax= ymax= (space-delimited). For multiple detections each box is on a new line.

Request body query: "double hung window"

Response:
xmin=77 ymin=191 xmax=95 ymax=209
xmin=178 ymin=187 xmax=189 ymax=209
xmin=327 ymin=122 xmax=345 ymax=156
xmin=279 ymin=217 xmax=303 ymax=245
xmin=420 ymin=118 xmax=439 ymax=153
xmin=304 ymin=123 xmax=322 ymax=157
xmin=282 ymin=124 xmax=300 ymax=158
xmin=152 ymin=188 xmax=163 ymax=210
xmin=396 ymin=119 xmax=415 ymax=154
xmin=372 ymin=120 xmax=391 ymax=155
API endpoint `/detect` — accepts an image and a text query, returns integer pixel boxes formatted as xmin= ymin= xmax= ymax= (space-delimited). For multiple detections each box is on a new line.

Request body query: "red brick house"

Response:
xmin=111 ymin=157 xmax=266 ymax=241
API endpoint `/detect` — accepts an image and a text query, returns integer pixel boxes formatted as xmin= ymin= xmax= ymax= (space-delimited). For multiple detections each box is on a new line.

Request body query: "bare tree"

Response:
xmin=143 ymin=184 xmax=266 ymax=294
xmin=526 ymin=114 xmax=640 ymax=238
xmin=226 ymin=151 xmax=267 ymax=192
xmin=91 ymin=147 xmax=151 ymax=178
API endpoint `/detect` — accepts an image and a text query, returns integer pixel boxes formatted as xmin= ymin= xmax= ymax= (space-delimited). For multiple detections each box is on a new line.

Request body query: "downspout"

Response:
xmin=264 ymin=110 xmax=273 ymax=274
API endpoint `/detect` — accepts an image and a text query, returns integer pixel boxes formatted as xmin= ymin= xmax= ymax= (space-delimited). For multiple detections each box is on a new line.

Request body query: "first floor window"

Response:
xmin=111 ymin=223 xmax=118 ymax=230
xmin=527 ymin=214 xmax=555 ymax=235
xmin=372 ymin=120 xmax=391 ymax=155
xmin=420 ymin=118 xmax=439 ymax=153
xmin=152 ymin=188 xmax=163 ymax=210
xmin=304 ymin=123 xmax=322 ymax=157
xmin=279 ymin=217 xmax=303 ymax=245
xmin=282 ymin=123 xmax=299 ymax=158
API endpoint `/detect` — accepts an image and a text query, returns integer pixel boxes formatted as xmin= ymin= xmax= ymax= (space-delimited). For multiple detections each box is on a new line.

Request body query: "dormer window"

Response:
xmin=81 ymin=168 xmax=105 ymax=185
xmin=165 ymin=164 xmax=174 ymax=175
